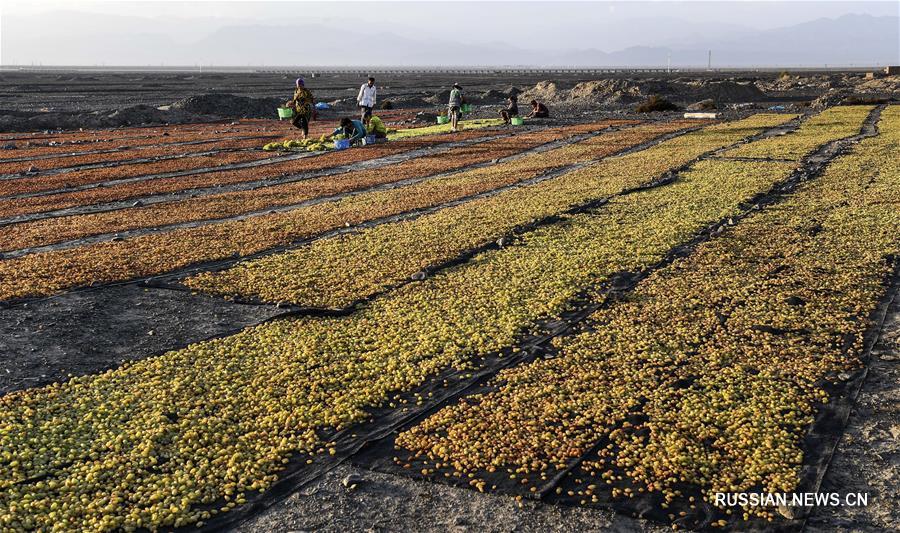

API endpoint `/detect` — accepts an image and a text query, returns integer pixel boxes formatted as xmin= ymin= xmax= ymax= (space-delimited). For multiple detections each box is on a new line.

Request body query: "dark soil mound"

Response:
xmin=470 ymin=89 xmax=509 ymax=104
xmin=687 ymin=80 xmax=765 ymax=102
xmin=105 ymin=104 xmax=169 ymax=124
xmin=425 ymin=90 xmax=452 ymax=105
xmin=0 ymin=93 xmax=284 ymax=132
xmin=391 ymin=96 xmax=432 ymax=108
xmin=636 ymin=95 xmax=679 ymax=113
xmin=170 ymin=93 xmax=283 ymax=118
xmin=0 ymin=105 xmax=178 ymax=132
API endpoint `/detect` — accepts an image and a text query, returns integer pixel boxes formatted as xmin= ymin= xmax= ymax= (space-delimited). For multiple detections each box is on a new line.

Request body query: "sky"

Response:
xmin=1 ymin=1 xmax=898 ymax=66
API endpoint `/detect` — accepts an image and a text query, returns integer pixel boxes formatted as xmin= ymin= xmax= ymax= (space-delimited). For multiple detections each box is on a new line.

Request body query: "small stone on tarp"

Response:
xmin=342 ymin=474 xmax=364 ymax=491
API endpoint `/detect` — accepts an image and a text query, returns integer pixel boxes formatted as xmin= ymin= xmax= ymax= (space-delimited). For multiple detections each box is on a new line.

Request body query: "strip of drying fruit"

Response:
xmin=3 ymin=117 xmax=507 ymax=199
xmin=721 ymin=105 xmax=873 ymax=160
xmin=0 ymin=136 xmax=281 ymax=175
xmin=182 ymin=118 xmax=772 ymax=307
xmin=0 ymin=129 xmax=499 ymax=218
xmin=0 ymin=115 xmax=791 ymax=300
xmin=0 ymin=111 xmax=422 ymax=149
xmin=0 ymin=123 xmax=645 ymax=300
xmin=393 ymin=106 xmax=899 ymax=524
xmin=0 ymin=121 xmax=287 ymax=158
xmin=0 ymin=115 xmax=495 ymax=169
xmin=1 ymin=148 xmax=292 ymax=198
xmin=0 ymin=136 xmax=808 ymax=532
xmin=0 ymin=122 xmax=620 ymax=252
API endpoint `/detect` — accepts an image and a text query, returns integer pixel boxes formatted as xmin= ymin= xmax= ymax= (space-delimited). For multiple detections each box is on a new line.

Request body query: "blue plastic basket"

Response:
xmin=363 ymin=134 xmax=377 ymax=145
xmin=334 ymin=139 xmax=351 ymax=150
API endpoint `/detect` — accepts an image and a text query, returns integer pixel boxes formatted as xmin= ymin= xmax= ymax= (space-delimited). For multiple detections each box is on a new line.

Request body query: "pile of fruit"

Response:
xmin=263 ymin=134 xmax=336 ymax=152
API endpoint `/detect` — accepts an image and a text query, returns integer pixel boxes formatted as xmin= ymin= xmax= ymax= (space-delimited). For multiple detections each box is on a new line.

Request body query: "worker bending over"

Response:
xmin=365 ymin=115 xmax=388 ymax=139
xmin=526 ymin=99 xmax=550 ymax=119
xmin=329 ymin=117 xmax=368 ymax=145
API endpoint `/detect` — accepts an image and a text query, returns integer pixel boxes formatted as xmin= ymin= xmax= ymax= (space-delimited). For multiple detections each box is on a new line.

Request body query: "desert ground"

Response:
xmin=0 ymin=69 xmax=897 ymax=532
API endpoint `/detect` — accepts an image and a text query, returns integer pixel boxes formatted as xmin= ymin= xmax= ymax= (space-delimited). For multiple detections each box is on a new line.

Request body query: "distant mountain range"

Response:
xmin=2 ymin=12 xmax=897 ymax=67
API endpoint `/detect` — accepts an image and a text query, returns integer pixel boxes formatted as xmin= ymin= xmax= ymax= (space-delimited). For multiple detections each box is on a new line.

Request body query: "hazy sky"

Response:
xmin=4 ymin=1 xmax=898 ymax=37
xmin=4 ymin=0 xmax=898 ymax=26
xmin=1 ymin=1 xmax=898 ymax=66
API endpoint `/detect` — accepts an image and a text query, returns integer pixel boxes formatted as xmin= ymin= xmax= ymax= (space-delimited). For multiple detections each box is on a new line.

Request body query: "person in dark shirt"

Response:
xmin=499 ymin=95 xmax=519 ymax=124
xmin=526 ymin=99 xmax=550 ymax=119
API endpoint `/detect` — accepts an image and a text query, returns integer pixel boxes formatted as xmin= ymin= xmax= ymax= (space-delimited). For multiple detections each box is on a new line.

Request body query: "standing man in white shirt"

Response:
xmin=357 ymin=76 xmax=377 ymax=122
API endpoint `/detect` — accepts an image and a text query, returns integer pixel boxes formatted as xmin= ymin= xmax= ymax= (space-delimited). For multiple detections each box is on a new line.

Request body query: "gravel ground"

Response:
xmin=237 ymin=463 xmax=668 ymax=533
xmin=805 ymin=295 xmax=900 ymax=532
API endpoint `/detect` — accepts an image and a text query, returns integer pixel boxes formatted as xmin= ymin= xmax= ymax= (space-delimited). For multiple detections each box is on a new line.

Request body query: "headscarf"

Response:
xmin=296 ymin=78 xmax=305 ymax=88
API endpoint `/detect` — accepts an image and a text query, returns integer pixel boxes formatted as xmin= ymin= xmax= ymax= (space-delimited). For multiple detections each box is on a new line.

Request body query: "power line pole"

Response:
xmin=707 ymin=50 xmax=712 ymax=71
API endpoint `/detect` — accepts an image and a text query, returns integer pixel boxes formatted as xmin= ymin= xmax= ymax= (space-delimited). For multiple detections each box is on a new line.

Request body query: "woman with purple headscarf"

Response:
xmin=286 ymin=77 xmax=315 ymax=139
